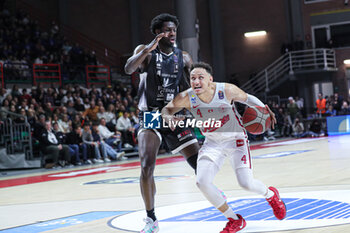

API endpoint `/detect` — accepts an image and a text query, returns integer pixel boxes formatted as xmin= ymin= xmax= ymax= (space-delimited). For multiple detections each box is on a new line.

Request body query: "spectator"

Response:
xmin=97 ymin=106 xmax=109 ymax=122
xmin=52 ymin=122 xmax=73 ymax=167
xmin=0 ymin=88 xmax=8 ymax=104
xmin=33 ymin=114 xmax=46 ymax=140
xmin=325 ymin=105 xmax=336 ymax=117
xmin=66 ymin=125 xmax=87 ymax=165
xmin=91 ymin=123 xmax=124 ymax=161
xmin=83 ymin=100 xmax=99 ymax=122
xmin=11 ymin=85 xmax=21 ymax=98
xmin=20 ymin=88 xmax=31 ymax=102
xmin=316 ymin=93 xmax=327 ymax=117
xmin=338 ymin=101 xmax=350 ymax=115
xmin=14 ymin=108 xmax=27 ymax=124
xmin=116 ymin=111 xmax=135 ymax=148
xmin=332 ymin=93 xmax=343 ymax=114
xmin=74 ymin=98 xmax=85 ymax=112
xmin=287 ymin=97 xmax=299 ymax=123
xmin=105 ymin=103 xmax=118 ymax=130
xmin=98 ymin=117 xmax=122 ymax=147
xmin=57 ymin=113 xmax=71 ymax=133
xmin=308 ymin=119 xmax=324 ymax=137
xmin=295 ymin=96 xmax=305 ymax=118
xmin=281 ymin=110 xmax=292 ymax=137
xmin=292 ymin=117 xmax=305 ymax=138
xmin=82 ymin=124 xmax=105 ymax=163
xmin=66 ymin=100 xmax=77 ymax=117
xmin=40 ymin=121 xmax=70 ymax=168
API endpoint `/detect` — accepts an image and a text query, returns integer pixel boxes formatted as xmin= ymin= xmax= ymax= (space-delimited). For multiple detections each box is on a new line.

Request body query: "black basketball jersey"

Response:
xmin=138 ymin=47 xmax=188 ymax=111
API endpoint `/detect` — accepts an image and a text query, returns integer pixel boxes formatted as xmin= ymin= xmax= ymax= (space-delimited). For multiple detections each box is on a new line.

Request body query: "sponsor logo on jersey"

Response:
xmin=166 ymin=93 xmax=174 ymax=101
xmin=110 ymin=190 xmax=350 ymax=232
xmin=143 ymin=111 xmax=162 ymax=129
xmin=218 ymin=90 xmax=224 ymax=99
xmin=163 ymin=78 xmax=174 ymax=88
xmin=191 ymin=94 xmax=196 ymax=104
xmin=236 ymin=139 xmax=245 ymax=147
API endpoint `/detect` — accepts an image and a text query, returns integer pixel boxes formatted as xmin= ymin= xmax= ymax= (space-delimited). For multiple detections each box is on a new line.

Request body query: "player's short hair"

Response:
xmin=150 ymin=13 xmax=179 ymax=35
xmin=191 ymin=62 xmax=213 ymax=76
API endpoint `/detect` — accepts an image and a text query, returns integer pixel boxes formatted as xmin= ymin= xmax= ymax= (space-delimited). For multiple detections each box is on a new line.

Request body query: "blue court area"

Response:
xmin=0 ymin=211 xmax=129 ymax=233
xmin=162 ymin=198 xmax=350 ymax=222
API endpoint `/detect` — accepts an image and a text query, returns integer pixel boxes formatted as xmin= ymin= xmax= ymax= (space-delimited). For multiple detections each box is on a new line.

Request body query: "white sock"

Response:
xmin=264 ymin=189 xmax=274 ymax=199
xmin=223 ymin=208 xmax=239 ymax=220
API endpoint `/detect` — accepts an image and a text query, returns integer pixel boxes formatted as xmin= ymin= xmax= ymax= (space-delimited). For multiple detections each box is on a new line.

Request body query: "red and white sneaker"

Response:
xmin=266 ymin=186 xmax=287 ymax=220
xmin=220 ymin=214 xmax=246 ymax=233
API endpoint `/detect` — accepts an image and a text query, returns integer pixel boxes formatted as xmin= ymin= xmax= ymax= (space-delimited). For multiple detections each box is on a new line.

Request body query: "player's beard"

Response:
xmin=159 ymin=37 xmax=175 ymax=48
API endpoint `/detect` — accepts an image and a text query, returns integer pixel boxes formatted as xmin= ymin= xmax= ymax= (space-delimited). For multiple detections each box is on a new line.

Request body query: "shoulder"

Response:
xmin=173 ymin=90 xmax=190 ymax=105
xmin=223 ymin=83 xmax=247 ymax=102
xmin=176 ymin=89 xmax=189 ymax=100
xmin=224 ymin=83 xmax=238 ymax=93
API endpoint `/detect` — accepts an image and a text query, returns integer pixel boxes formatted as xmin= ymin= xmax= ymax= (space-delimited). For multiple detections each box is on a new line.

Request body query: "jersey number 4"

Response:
xmin=241 ymin=155 xmax=247 ymax=164
xmin=196 ymin=109 xmax=202 ymax=118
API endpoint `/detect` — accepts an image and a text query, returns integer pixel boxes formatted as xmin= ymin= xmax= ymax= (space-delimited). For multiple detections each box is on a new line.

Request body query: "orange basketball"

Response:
xmin=242 ymin=106 xmax=271 ymax=135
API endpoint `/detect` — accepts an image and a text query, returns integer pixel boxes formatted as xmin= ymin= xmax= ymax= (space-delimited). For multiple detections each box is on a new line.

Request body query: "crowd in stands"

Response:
xmin=0 ymin=8 xmax=98 ymax=82
xmin=0 ymin=83 xmax=139 ymax=168
xmin=266 ymin=92 xmax=350 ymax=139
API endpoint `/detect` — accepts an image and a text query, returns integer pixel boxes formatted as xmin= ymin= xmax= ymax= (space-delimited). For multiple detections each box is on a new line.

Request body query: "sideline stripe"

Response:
xmin=0 ymin=156 xmax=184 ymax=188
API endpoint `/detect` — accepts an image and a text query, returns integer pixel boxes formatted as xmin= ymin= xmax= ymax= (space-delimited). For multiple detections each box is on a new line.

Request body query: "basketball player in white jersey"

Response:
xmin=161 ymin=62 xmax=286 ymax=233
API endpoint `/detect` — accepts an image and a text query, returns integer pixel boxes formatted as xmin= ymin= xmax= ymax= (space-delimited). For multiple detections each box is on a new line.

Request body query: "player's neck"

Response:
xmin=158 ymin=44 xmax=173 ymax=55
xmin=197 ymin=83 xmax=216 ymax=104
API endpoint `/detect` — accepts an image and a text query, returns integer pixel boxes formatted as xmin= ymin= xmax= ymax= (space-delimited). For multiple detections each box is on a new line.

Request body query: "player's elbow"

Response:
xmin=124 ymin=64 xmax=133 ymax=75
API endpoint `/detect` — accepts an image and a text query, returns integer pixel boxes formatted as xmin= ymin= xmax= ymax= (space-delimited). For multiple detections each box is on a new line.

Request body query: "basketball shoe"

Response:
xmin=140 ymin=217 xmax=159 ymax=233
xmin=266 ymin=186 xmax=287 ymax=220
xmin=220 ymin=214 xmax=246 ymax=233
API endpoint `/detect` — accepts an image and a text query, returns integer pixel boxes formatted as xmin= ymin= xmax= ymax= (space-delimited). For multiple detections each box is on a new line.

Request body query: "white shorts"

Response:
xmin=198 ymin=137 xmax=252 ymax=170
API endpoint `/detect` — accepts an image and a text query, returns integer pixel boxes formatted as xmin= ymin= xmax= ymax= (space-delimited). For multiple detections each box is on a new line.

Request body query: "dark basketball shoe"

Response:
xmin=266 ymin=186 xmax=287 ymax=220
xmin=220 ymin=214 xmax=246 ymax=233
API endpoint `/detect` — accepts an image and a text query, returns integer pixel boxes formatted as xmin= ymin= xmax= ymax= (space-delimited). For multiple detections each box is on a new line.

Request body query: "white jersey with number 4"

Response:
xmin=187 ymin=82 xmax=250 ymax=169
xmin=187 ymin=82 xmax=247 ymax=142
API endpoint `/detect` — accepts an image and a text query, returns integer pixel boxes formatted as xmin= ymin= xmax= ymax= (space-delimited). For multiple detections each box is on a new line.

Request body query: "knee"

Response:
xmin=140 ymin=159 xmax=155 ymax=178
xmin=237 ymin=178 xmax=253 ymax=191
xmin=196 ymin=176 xmax=211 ymax=191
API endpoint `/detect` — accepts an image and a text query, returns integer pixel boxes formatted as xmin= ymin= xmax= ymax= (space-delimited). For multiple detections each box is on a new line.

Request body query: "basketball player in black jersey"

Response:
xmin=124 ymin=13 xmax=200 ymax=233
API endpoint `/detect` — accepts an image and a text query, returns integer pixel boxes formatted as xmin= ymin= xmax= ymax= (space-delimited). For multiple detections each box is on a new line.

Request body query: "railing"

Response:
xmin=86 ymin=65 xmax=111 ymax=88
xmin=33 ymin=64 xmax=62 ymax=86
xmin=241 ymin=48 xmax=337 ymax=95
xmin=0 ymin=108 xmax=33 ymax=159
xmin=16 ymin=0 xmax=121 ymax=67
xmin=0 ymin=63 xmax=131 ymax=87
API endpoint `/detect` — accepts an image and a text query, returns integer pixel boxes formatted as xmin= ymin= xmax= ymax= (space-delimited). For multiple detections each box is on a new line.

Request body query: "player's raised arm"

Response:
xmin=161 ymin=91 xmax=190 ymax=130
xmin=124 ymin=33 xmax=167 ymax=75
xmin=224 ymin=83 xmax=276 ymax=128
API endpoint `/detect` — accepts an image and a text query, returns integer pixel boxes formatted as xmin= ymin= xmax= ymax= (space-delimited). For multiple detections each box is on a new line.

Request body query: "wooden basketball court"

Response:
xmin=1 ymin=135 xmax=350 ymax=233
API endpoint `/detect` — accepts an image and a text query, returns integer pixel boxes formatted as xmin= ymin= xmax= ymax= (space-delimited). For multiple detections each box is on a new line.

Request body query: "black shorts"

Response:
xmin=138 ymin=111 xmax=198 ymax=154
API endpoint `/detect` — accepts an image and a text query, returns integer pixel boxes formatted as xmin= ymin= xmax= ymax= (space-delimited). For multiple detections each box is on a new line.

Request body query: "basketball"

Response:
xmin=242 ymin=106 xmax=271 ymax=135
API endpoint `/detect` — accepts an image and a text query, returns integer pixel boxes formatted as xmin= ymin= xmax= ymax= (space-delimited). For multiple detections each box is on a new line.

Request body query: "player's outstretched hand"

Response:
xmin=145 ymin=32 xmax=167 ymax=52
xmin=265 ymin=104 xmax=276 ymax=129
